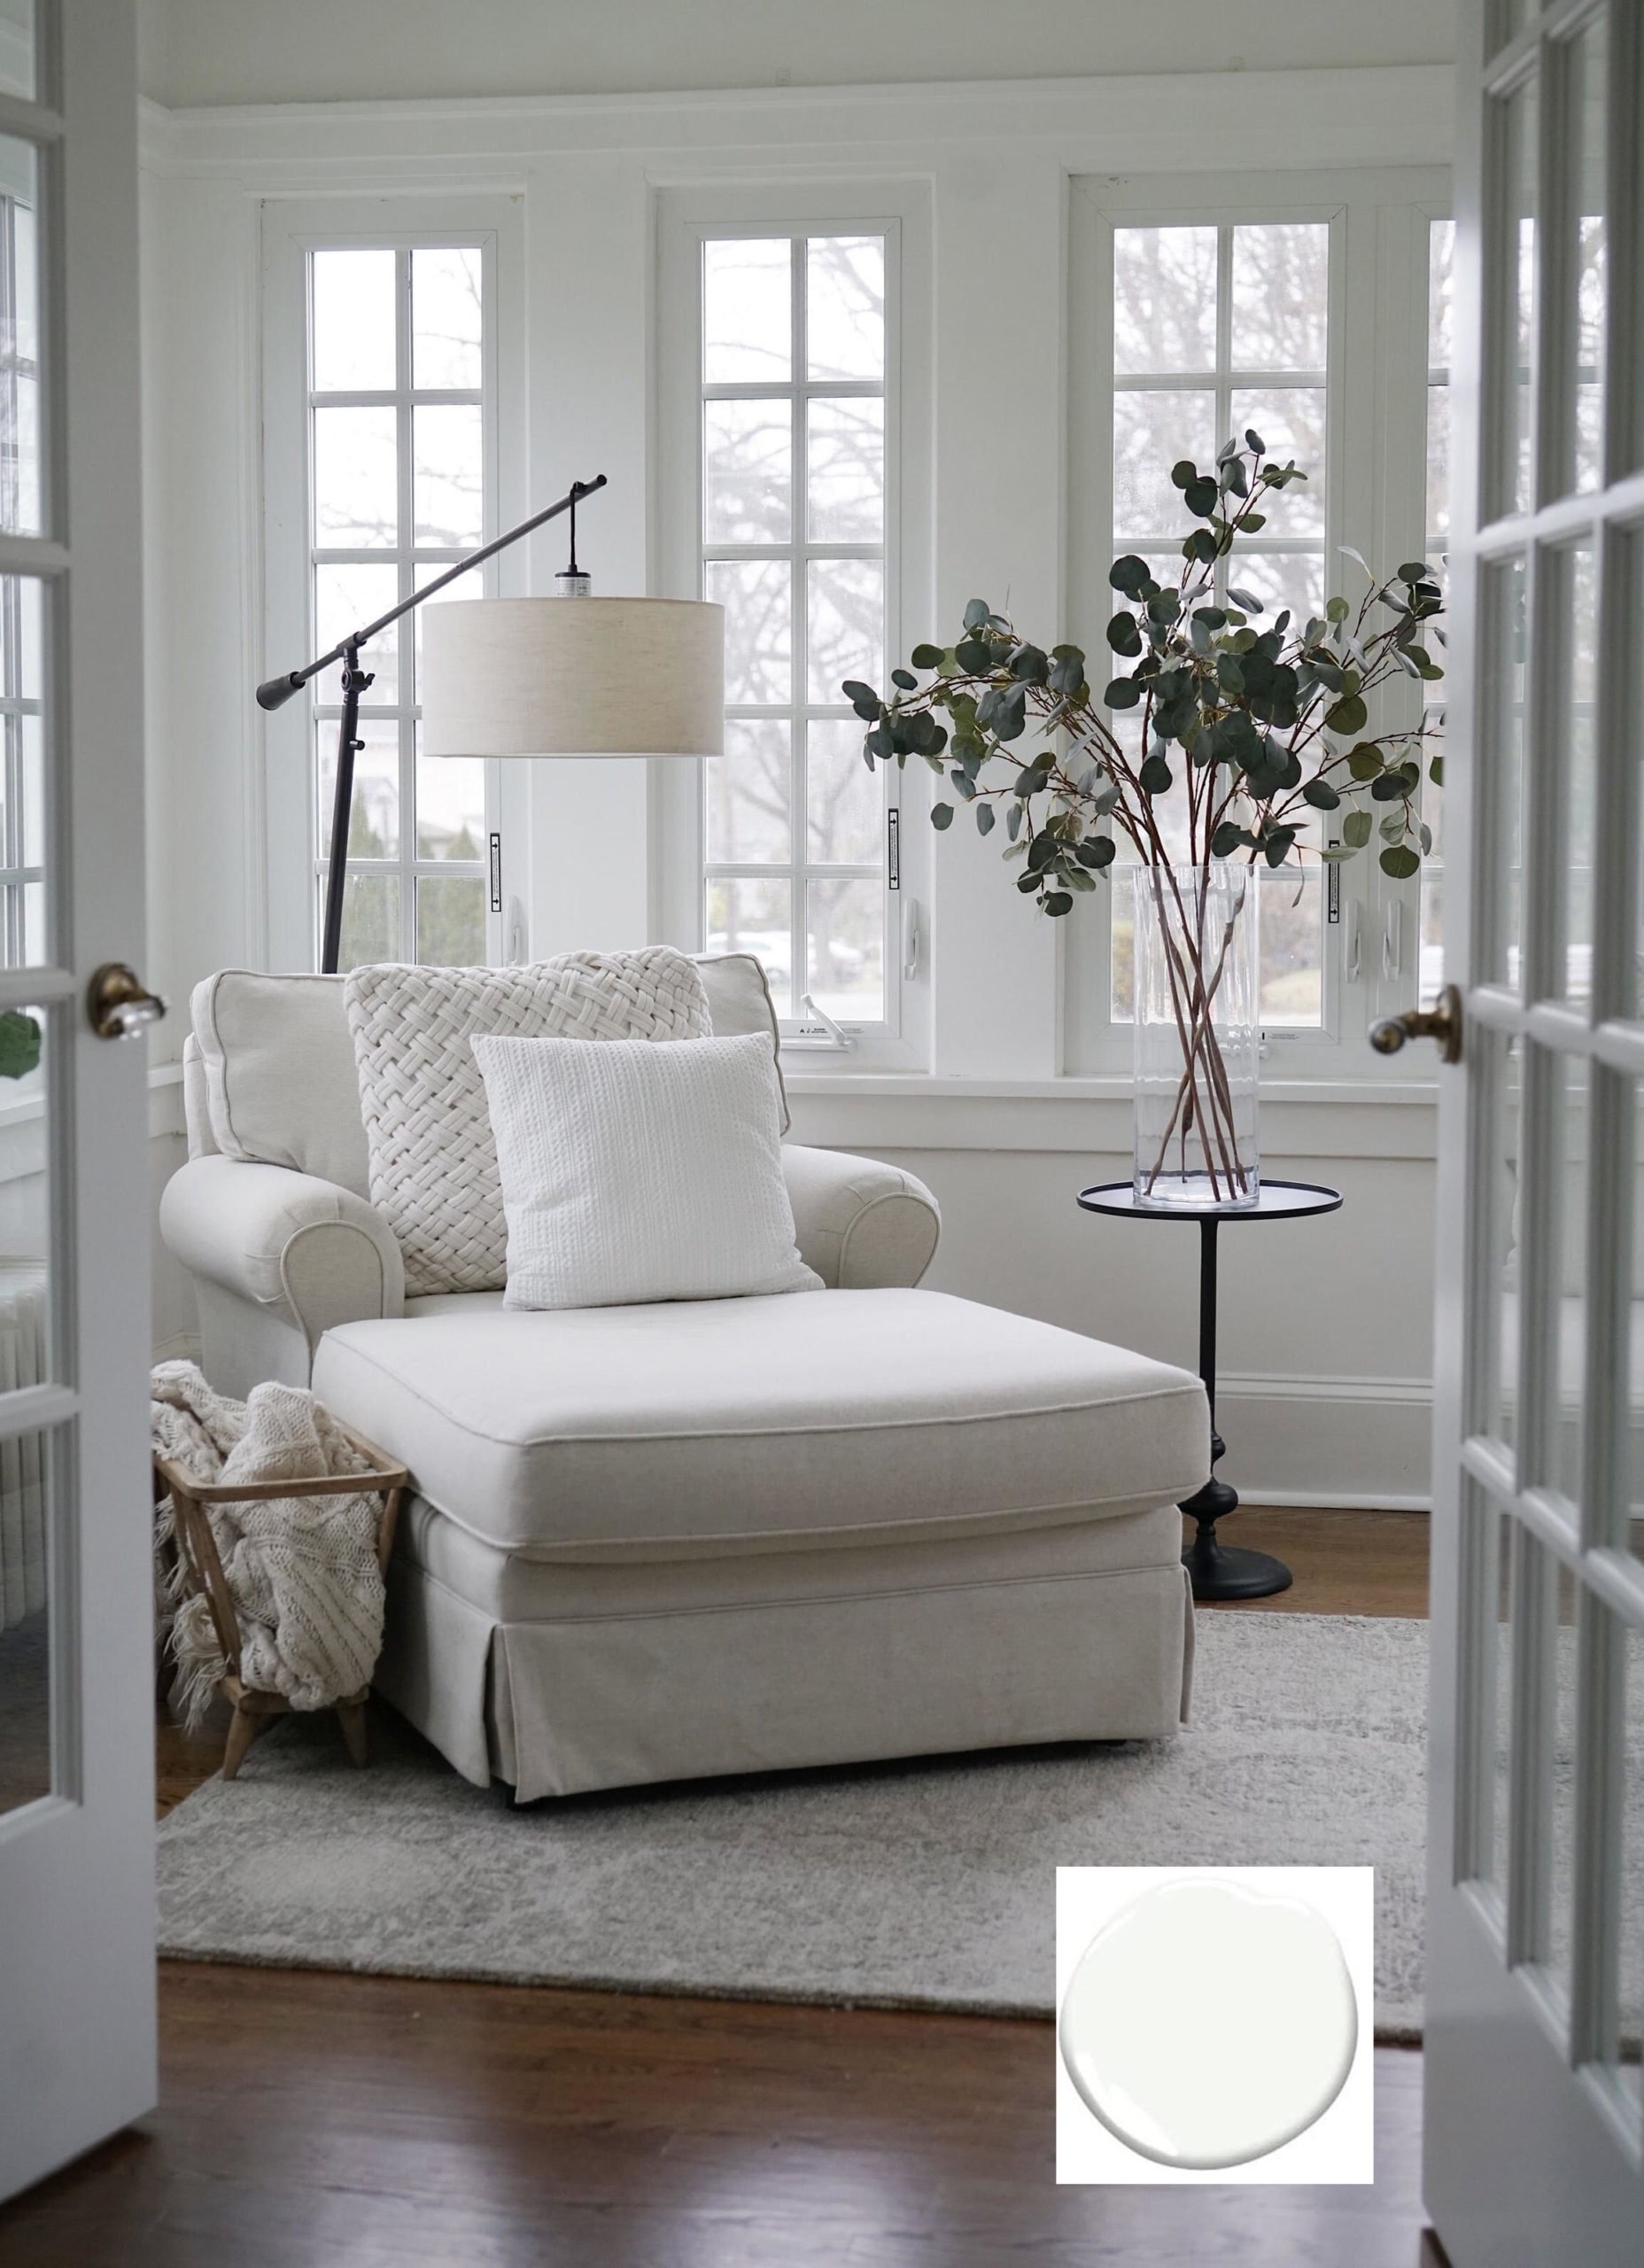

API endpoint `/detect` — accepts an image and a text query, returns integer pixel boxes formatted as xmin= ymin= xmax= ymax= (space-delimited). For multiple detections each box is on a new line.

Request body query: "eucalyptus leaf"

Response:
xmin=1342 ymin=810 xmax=1373 ymax=849
xmin=930 ymin=802 xmax=954 ymax=830
xmin=0 ymin=1011 xmax=40 ymax=1081
xmin=1380 ymin=843 xmax=1420 ymax=879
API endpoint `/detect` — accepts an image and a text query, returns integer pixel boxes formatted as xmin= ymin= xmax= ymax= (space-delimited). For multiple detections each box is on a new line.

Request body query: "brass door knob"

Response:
xmin=1370 ymin=981 xmax=1462 ymax=1064
xmin=87 ymin=962 xmax=167 ymax=1040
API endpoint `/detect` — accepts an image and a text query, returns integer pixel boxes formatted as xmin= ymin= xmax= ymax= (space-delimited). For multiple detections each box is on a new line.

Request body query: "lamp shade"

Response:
xmin=421 ymin=597 xmax=725 ymax=758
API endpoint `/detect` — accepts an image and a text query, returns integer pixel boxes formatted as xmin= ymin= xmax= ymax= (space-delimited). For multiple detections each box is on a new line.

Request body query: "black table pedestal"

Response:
xmin=1075 ymin=1178 xmax=1344 ymax=1605
xmin=1179 ymin=1214 xmax=1291 ymax=1603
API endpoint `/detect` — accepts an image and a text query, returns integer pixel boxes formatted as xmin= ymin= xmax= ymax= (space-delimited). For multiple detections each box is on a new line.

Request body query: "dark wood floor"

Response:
xmin=2 ymin=1505 xmax=1440 ymax=2267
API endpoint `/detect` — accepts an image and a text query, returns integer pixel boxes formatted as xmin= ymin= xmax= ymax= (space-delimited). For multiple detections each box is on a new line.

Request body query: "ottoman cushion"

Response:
xmin=312 ymin=1287 xmax=1207 ymax=1562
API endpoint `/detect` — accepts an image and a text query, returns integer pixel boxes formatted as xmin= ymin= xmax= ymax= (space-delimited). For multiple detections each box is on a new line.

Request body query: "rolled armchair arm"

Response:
xmin=159 ymin=1154 xmax=405 ymax=1351
xmin=780 ymin=1144 xmax=940 ymax=1289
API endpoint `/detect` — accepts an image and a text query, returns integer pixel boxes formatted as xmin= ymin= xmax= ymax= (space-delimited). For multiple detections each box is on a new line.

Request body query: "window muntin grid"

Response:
xmin=1107 ymin=219 xmax=1332 ymax=1029
xmin=698 ymin=233 xmax=893 ymax=1027
xmin=306 ymin=243 xmax=492 ymax=970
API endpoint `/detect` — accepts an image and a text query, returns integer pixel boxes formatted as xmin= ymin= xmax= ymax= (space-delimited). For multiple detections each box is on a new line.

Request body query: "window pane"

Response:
xmin=314 ymin=405 xmax=398 ymax=548
xmin=314 ymin=562 xmax=399 ymax=703
xmin=414 ymin=747 xmax=485 ymax=861
xmin=1259 ymin=866 xmax=1323 ymax=1025
xmin=807 ymin=396 xmax=884 ymax=543
xmin=0 ymin=148 xmax=42 ymax=537
xmin=1113 ymin=391 xmax=1216 ymax=538
xmin=416 ymin=874 xmax=485 ymax=965
xmin=325 ymin=870 xmax=400 ymax=972
xmin=412 ymin=247 xmax=482 ymax=392
xmin=807 ymin=718 xmax=880 ymax=865
xmin=806 ymin=557 xmax=884 ymax=705
xmin=1500 ymin=73 xmax=1539 ymax=516
xmin=1429 ymin=217 xmax=1454 ymax=371
xmin=1230 ymin=223 xmax=1329 ymax=371
xmin=1229 ymin=388 xmax=1326 ymax=532
xmin=703 ymin=396 xmax=791 ymax=544
xmin=806 ymin=236 xmax=884 ymax=381
xmin=704 ymin=238 xmax=790 ymax=384
xmin=1113 ymin=226 xmax=1217 ymax=375
xmin=0 ymin=4 xmax=35 ymax=101
xmin=707 ymin=718 xmax=791 ymax=864
xmin=1569 ymin=15 xmax=1607 ymax=493
xmin=311 ymin=248 xmax=397 ymax=392
xmin=1427 ymin=382 xmax=1451 ymax=543
xmin=708 ymin=875 xmax=793 ymax=1016
xmin=1225 ymin=551 xmax=1325 ymax=632
xmin=0 ymin=1425 xmax=61 ymax=1819
xmin=809 ymin=876 xmax=884 ymax=1021
xmin=317 ymin=718 xmax=399 ymax=859
xmin=413 ymin=402 xmax=483 ymax=548
xmin=705 ymin=557 xmax=791 ymax=705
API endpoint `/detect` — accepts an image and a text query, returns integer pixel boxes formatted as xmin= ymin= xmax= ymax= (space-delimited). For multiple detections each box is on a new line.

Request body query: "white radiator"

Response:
xmin=0 ymin=1261 xmax=48 ymax=1632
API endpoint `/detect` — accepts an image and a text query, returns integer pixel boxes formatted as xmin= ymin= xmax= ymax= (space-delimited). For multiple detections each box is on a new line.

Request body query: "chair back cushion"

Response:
xmin=345 ymin=950 xmax=710 ymax=1297
xmin=186 ymin=952 xmax=784 ymax=1208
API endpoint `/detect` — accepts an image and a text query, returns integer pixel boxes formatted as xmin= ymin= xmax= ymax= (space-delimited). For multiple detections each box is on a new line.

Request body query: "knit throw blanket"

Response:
xmin=151 ymin=1362 xmax=386 ymax=1726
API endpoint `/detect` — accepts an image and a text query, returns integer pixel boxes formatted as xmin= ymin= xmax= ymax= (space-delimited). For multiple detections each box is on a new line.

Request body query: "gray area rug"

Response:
xmin=159 ymin=1611 xmax=1431 ymax=2035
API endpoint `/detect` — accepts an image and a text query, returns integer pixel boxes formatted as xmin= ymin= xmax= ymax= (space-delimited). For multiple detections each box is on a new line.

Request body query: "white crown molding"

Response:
xmin=136 ymin=63 xmax=1455 ymax=183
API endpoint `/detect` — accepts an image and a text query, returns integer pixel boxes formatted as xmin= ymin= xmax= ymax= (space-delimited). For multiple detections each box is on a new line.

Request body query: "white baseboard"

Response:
xmin=1212 ymin=1371 xmax=1434 ymax=1511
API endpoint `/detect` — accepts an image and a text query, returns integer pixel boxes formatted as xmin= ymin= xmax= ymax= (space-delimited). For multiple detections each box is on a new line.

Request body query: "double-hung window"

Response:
xmin=657 ymin=192 xmax=930 ymax=1064
xmin=263 ymin=206 xmax=516 ymax=974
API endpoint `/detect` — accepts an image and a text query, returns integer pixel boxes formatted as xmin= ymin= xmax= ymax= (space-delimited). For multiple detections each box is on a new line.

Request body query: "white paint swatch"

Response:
xmin=1058 ymin=1875 xmax=1359 ymax=2170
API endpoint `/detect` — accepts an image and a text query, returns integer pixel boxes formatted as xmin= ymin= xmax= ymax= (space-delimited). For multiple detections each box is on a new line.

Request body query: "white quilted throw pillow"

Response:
xmin=472 ymin=1029 xmax=821 ymax=1310
xmin=345 ymin=950 xmax=710 ymax=1295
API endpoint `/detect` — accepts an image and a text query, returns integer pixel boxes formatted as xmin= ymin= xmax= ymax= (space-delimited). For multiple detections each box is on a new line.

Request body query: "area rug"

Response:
xmin=159 ymin=1610 xmax=1436 ymax=2035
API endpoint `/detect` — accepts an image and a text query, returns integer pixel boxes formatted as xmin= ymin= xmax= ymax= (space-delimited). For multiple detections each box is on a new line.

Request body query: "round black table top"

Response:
xmin=1077 ymin=1177 xmax=1343 ymax=1223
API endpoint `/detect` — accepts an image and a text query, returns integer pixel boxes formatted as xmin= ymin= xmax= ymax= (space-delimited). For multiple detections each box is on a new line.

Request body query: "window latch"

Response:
xmin=1343 ymin=898 xmax=1361 ymax=984
xmin=1383 ymin=899 xmax=1403 ymax=981
xmin=903 ymin=896 xmax=921 ymax=981
xmin=787 ymin=994 xmax=857 ymax=1052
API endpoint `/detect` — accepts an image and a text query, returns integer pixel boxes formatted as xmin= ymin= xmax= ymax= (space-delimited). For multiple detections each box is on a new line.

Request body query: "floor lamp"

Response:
xmin=256 ymin=475 xmax=724 ymax=973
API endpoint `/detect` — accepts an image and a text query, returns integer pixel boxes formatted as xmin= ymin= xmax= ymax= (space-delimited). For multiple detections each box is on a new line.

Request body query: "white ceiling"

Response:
xmin=136 ymin=0 xmax=1456 ymax=111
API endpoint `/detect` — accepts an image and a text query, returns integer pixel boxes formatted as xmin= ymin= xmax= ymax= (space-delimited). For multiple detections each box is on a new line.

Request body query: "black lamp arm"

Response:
xmin=255 ymin=472 xmax=608 ymax=714
xmin=259 ymin=472 xmax=607 ymax=975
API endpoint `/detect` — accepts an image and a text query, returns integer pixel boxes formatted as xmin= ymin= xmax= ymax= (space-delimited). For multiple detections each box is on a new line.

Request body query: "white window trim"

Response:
xmin=655 ymin=180 xmax=934 ymax=1073
xmin=1066 ymin=165 xmax=1452 ymax=1082
xmin=260 ymin=194 xmax=526 ymax=974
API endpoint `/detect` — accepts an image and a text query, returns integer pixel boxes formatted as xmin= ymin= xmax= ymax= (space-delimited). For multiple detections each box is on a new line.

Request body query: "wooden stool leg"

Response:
xmin=337 ymin=1697 xmax=368 ymax=1767
xmin=221 ymin=1702 xmax=258 ymax=1783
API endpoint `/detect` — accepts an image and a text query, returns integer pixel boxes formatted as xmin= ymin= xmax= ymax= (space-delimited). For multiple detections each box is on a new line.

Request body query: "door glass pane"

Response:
xmin=0 ymin=1419 xmax=56 ymax=1816
xmin=703 ymin=239 xmax=790 ymax=384
xmin=705 ymin=558 xmax=791 ymax=705
xmin=314 ymin=406 xmax=398 ymax=547
xmin=1485 ymin=555 xmax=1529 ymax=990
xmin=1230 ymin=223 xmax=1330 ymax=370
xmin=807 ymin=875 xmax=885 ymax=1021
xmin=322 ymin=869 xmax=399 ymax=972
xmin=412 ymin=403 xmax=483 ymax=548
xmin=806 ymin=396 xmax=884 ymax=543
xmin=1548 ymin=1560 xmax=1581 ymax=2010
xmin=1568 ymin=13 xmax=1608 ymax=493
xmin=708 ymin=876 xmax=792 ymax=1016
xmin=413 ymin=746 xmax=485 ymax=861
xmin=707 ymin=718 xmax=791 ymax=865
xmin=311 ymin=249 xmax=397 ymax=392
xmin=703 ymin=397 xmax=792 ymax=544
xmin=1619 ymin=1619 xmax=1643 ymax=2111
xmin=1113 ymin=392 xmax=1217 ymax=537
xmin=1539 ymin=1049 xmax=1589 ymax=1503
xmin=806 ymin=557 xmax=883 ymax=705
xmin=807 ymin=718 xmax=881 ymax=866
xmin=1477 ymin=1026 xmax=1524 ymax=1456
xmin=1498 ymin=74 xmax=1539 ymax=517
xmin=0 ymin=141 xmax=40 ymax=539
xmin=314 ymin=563 xmax=399 ymax=703
xmin=1491 ymin=1507 xmax=1517 ymax=1895
xmin=415 ymin=874 xmax=485 ymax=966
xmin=411 ymin=247 xmax=482 ymax=392
xmin=1557 ymin=541 xmax=1598 ymax=1004
xmin=1227 ymin=389 xmax=1327 ymax=531
xmin=0 ymin=4 xmax=34 ymax=101
xmin=0 ymin=574 xmax=45 ymax=970
xmin=1113 ymin=227 xmax=1218 ymax=375
xmin=317 ymin=718 xmax=399 ymax=860
xmin=805 ymin=237 xmax=884 ymax=382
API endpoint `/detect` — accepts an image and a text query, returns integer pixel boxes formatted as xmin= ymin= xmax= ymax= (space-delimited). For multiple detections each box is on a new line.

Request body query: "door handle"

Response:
xmin=87 ymin=962 xmax=167 ymax=1039
xmin=1370 ymin=981 xmax=1462 ymax=1064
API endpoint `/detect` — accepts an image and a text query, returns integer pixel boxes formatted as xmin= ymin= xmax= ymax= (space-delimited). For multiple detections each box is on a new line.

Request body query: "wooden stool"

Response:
xmin=153 ymin=1422 xmax=407 ymax=1781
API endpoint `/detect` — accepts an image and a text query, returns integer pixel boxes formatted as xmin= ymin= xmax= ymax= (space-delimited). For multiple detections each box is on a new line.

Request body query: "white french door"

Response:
xmin=0 ymin=0 xmax=156 ymax=2202
xmin=1425 ymin=1 xmax=1644 ymax=2259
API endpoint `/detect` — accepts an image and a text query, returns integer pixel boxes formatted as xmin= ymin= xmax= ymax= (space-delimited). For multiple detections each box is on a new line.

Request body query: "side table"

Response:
xmin=1075 ymin=1179 xmax=1344 ymax=1602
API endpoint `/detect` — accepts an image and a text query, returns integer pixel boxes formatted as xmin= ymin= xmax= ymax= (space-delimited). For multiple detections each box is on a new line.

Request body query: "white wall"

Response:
xmin=136 ymin=62 xmax=1454 ymax=1501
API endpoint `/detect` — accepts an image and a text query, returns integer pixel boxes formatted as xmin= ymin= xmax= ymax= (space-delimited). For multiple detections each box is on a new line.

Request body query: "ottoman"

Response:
xmin=311 ymin=1286 xmax=1209 ymax=1800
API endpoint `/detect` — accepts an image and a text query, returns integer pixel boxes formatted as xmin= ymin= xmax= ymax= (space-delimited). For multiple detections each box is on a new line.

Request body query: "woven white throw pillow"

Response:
xmin=472 ymin=1029 xmax=821 ymax=1310
xmin=345 ymin=950 xmax=710 ymax=1296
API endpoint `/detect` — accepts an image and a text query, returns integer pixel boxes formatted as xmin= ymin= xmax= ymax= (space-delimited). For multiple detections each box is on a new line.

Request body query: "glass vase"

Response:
xmin=1132 ymin=862 xmax=1260 ymax=1210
